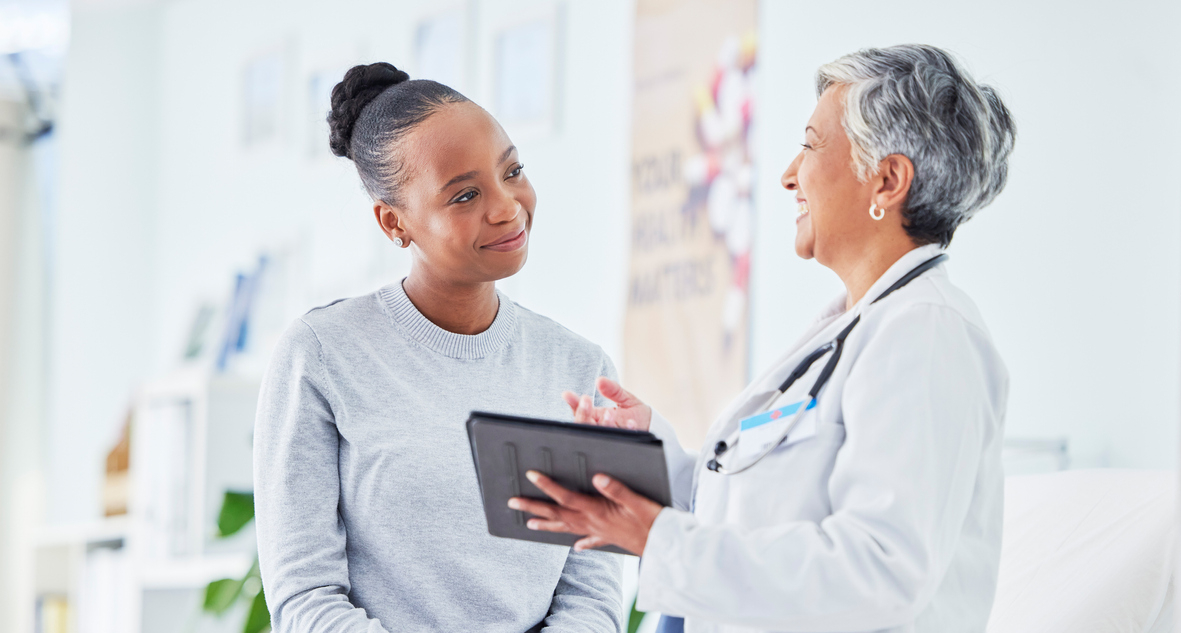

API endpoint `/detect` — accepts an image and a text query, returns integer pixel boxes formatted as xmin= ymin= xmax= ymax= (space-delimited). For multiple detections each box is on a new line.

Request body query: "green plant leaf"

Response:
xmin=203 ymin=577 xmax=244 ymax=615
xmin=244 ymin=556 xmax=260 ymax=580
xmin=243 ymin=585 xmax=271 ymax=633
xmin=627 ymin=594 xmax=646 ymax=633
xmin=217 ymin=490 xmax=255 ymax=538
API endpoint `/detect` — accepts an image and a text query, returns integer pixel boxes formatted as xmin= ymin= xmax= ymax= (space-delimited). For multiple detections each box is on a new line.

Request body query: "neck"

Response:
xmin=837 ymin=236 xmax=920 ymax=311
xmin=402 ymin=268 xmax=499 ymax=335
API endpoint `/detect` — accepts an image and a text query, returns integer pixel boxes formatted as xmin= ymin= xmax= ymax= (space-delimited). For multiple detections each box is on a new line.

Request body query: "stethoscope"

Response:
xmin=706 ymin=253 xmax=949 ymax=475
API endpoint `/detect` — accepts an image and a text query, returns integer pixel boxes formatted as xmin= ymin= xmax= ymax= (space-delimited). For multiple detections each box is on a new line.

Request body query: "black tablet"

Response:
xmin=466 ymin=410 xmax=672 ymax=555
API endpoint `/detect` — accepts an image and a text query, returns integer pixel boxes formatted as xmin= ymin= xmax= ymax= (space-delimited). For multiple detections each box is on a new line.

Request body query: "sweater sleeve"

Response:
xmin=541 ymin=352 xmax=625 ymax=632
xmin=254 ymin=319 xmax=388 ymax=633
xmin=635 ymin=304 xmax=1001 ymax=631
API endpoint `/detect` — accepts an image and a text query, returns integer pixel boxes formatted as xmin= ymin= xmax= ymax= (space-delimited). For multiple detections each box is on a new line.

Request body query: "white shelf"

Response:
xmin=29 ymin=369 xmax=263 ymax=633
xmin=139 ymin=553 xmax=255 ymax=590
xmin=35 ymin=516 xmax=131 ymax=549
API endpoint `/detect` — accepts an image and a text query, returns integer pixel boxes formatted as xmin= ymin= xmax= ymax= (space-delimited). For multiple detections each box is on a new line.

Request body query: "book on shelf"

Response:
xmin=78 ymin=546 xmax=132 ymax=633
xmin=137 ymin=397 xmax=195 ymax=559
xmin=103 ymin=411 xmax=132 ymax=517
xmin=35 ymin=595 xmax=69 ymax=633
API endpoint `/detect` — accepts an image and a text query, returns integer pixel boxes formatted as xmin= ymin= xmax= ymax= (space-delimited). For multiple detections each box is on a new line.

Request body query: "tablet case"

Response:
xmin=467 ymin=410 xmax=672 ymax=555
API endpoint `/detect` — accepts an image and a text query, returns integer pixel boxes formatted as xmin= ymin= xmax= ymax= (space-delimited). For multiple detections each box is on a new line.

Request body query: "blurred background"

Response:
xmin=0 ymin=0 xmax=1178 ymax=631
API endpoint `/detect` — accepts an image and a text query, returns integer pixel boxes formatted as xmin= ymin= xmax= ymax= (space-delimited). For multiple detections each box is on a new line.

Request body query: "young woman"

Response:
xmin=253 ymin=63 xmax=622 ymax=633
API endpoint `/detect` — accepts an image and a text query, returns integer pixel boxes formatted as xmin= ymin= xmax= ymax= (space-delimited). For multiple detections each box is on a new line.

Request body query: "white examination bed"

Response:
xmin=987 ymin=469 xmax=1176 ymax=633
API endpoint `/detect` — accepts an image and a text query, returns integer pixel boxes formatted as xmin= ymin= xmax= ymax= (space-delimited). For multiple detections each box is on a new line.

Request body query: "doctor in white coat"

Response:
xmin=510 ymin=44 xmax=1017 ymax=633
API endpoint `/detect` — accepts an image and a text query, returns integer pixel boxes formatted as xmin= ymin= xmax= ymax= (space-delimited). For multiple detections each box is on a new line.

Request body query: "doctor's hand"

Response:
xmin=561 ymin=377 xmax=652 ymax=432
xmin=508 ymin=470 xmax=663 ymax=556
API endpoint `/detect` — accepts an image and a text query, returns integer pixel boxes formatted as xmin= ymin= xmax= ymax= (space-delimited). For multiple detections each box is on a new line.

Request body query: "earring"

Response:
xmin=869 ymin=203 xmax=885 ymax=221
xmin=393 ymin=237 xmax=404 ymax=248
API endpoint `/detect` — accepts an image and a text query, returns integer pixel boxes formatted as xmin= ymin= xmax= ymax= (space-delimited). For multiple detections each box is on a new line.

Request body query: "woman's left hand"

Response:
xmin=509 ymin=470 xmax=664 ymax=555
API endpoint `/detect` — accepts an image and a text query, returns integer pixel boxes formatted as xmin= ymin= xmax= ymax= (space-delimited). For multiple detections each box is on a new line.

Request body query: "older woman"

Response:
xmin=510 ymin=44 xmax=1016 ymax=633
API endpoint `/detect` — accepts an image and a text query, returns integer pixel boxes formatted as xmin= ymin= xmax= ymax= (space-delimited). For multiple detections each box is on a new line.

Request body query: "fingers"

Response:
xmin=526 ymin=519 xmax=572 ymax=533
xmin=508 ymin=497 xmax=559 ymax=519
xmin=527 ymin=471 xmax=589 ymax=509
xmin=561 ymin=391 xmax=581 ymax=413
xmin=596 ymin=377 xmax=642 ymax=408
xmin=565 ymin=390 xmax=618 ymax=427
xmin=565 ymin=391 xmax=600 ymax=424
xmin=603 ymin=407 xmax=638 ymax=430
xmin=574 ymin=394 xmax=597 ymax=423
xmin=593 ymin=474 xmax=646 ymax=509
xmin=573 ymin=535 xmax=609 ymax=552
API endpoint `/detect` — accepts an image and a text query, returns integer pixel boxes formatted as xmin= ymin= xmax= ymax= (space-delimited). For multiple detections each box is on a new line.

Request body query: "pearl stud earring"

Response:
xmin=393 ymin=237 xmax=404 ymax=248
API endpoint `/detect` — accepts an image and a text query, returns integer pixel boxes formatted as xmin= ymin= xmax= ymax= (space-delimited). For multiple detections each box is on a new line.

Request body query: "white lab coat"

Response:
xmin=637 ymin=244 xmax=1008 ymax=633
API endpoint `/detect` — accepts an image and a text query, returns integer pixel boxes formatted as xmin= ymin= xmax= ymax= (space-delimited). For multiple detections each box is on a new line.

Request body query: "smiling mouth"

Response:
xmin=483 ymin=228 xmax=528 ymax=252
xmin=796 ymin=199 xmax=809 ymax=221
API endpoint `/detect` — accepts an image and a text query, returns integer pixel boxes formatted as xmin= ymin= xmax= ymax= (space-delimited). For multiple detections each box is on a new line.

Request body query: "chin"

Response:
xmin=794 ymin=236 xmax=815 ymax=260
xmin=490 ymin=248 xmax=529 ymax=281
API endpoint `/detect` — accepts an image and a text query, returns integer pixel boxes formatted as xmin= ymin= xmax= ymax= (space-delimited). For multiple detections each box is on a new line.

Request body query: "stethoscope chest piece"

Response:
xmin=705 ymin=440 xmax=729 ymax=472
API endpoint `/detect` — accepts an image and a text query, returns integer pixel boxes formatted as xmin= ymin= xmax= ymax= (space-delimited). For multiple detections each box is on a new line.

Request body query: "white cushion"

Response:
xmin=987 ymin=470 xmax=1175 ymax=633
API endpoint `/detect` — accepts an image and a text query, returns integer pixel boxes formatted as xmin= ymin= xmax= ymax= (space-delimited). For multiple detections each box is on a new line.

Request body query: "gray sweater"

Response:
xmin=254 ymin=281 xmax=623 ymax=633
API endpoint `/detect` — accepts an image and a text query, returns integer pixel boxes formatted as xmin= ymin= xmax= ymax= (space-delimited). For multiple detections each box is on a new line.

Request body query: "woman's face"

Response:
xmin=381 ymin=101 xmax=536 ymax=285
xmin=780 ymin=86 xmax=876 ymax=264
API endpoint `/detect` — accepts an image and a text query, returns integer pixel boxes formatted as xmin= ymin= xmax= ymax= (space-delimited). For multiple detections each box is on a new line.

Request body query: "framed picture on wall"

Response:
xmin=486 ymin=2 xmax=563 ymax=139
xmin=414 ymin=4 xmax=471 ymax=94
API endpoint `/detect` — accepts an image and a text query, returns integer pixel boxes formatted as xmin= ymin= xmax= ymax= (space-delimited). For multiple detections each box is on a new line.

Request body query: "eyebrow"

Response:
xmin=438 ymin=145 xmax=519 ymax=194
xmin=440 ymin=171 xmax=478 ymax=193
xmin=805 ymin=126 xmax=817 ymax=135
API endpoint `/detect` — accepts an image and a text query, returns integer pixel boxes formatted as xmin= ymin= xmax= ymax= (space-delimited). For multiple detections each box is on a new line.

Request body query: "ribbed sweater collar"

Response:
xmin=379 ymin=279 xmax=517 ymax=360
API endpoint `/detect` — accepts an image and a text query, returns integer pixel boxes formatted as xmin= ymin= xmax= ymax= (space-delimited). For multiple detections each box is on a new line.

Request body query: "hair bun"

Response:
xmin=328 ymin=62 xmax=410 ymax=158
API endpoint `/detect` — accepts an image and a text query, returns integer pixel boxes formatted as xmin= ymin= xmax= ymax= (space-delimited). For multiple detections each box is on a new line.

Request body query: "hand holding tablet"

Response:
xmin=466 ymin=411 xmax=671 ymax=555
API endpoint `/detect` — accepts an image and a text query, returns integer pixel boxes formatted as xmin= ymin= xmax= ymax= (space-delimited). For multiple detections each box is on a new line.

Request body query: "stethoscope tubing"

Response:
xmin=706 ymin=253 xmax=948 ymax=476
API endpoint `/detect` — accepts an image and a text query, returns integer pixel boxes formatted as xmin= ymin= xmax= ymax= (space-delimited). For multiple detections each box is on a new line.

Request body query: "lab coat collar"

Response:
xmin=846 ymin=243 xmax=946 ymax=313
xmin=723 ymin=244 xmax=947 ymax=437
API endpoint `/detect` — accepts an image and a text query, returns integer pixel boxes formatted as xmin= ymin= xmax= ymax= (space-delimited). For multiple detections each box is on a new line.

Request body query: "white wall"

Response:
xmin=750 ymin=0 xmax=1181 ymax=469
xmin=0 ymin=98 xmax=24 ymax=633
xmin=49 ymin=5 xmax=160 ymax=522
xmin=1 ymin=108 xmax=54 ymax=633
xmin=47 ymin=0 xmax=1180 ymax=523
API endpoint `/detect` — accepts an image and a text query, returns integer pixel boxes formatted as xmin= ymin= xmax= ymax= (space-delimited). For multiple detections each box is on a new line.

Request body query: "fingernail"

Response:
xmin=593 ymin=474 xmax=610 ymax=488
xmin=626 ymin=420 xmax=636 ymax=429
xmin=526 ymin=470 xmax=540 ymax=483
xmin=527 ymin=520 xmax=538 ymax=530
xmin=508 ymin=499 xmax=520 ymax=510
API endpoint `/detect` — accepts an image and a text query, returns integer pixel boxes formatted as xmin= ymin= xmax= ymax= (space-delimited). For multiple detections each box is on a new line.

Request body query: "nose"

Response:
xmin=781 ymin=151 xmax=803 ymax=192
xmin=486 ymin=184 xmax=522 ymax=225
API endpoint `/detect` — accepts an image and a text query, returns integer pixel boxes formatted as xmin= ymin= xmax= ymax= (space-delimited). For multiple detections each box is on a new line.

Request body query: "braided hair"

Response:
xmin=327 ymin=62 xmax=469 ymax=204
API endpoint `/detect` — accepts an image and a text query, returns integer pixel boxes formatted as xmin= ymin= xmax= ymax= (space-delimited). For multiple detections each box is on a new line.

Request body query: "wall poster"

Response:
xmin=625 ymin=0 xmax=757 ymax=450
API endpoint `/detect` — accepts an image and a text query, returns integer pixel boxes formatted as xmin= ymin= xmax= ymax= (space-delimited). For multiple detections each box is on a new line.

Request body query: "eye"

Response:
xmin=801 ymin=143 xmax=813 ymax=151
xmin=452 ymin=190 xmax=478 ymax=204
xmin=506 ymin=163 xmax=524 ymax=179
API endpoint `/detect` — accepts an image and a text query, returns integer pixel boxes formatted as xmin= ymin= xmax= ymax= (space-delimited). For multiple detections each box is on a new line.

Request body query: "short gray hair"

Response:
xmin=816 ymin=44 xmax=1016 ymax=247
